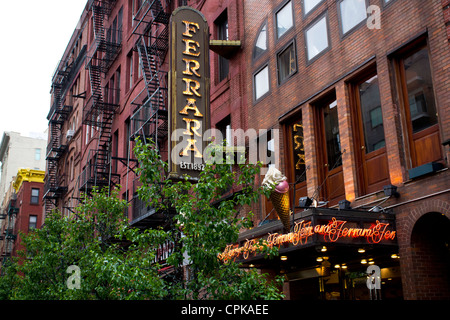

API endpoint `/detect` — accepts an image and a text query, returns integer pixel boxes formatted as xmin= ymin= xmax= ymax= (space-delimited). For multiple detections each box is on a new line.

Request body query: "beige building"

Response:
xmin=0 ymin=131 xmax=47 ymax=208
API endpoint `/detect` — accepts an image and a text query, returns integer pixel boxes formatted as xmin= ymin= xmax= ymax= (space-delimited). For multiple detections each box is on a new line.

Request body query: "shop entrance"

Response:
xmin=284 ymin=245 xmax=403 ymax=300
xmin=288 ymin=264 xmax=403 ymax=300
xmin=409 ymin=212 xmax=450 ymax=299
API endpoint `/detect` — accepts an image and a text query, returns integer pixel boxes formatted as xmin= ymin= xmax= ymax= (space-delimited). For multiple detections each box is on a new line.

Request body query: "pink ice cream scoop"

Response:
xmin=274 ymin=180 xmax=289 ymax=193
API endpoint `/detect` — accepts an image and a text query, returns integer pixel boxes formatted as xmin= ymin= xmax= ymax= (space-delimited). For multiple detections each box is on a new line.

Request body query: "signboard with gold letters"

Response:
xmin=169 ymin=7 xmax=210 ymax=180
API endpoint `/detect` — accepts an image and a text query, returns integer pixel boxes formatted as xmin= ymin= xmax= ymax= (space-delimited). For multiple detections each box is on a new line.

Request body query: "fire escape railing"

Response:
xmin=130 ymin=0 xmax=170 ymax=151
xmin=82 ymin=0 xmax=122 ymax=194
xmin=44 ymin=43 xmax=87 ymax=215
xmin=1 ymin=198 xmax=18 ymax=262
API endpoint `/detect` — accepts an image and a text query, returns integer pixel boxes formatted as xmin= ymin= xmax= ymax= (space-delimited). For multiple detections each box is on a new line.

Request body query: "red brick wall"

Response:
xmin=13 ymin=181 xmax=44 ymax=257
xmin=241 ymin=0 xmax=450 ymax=299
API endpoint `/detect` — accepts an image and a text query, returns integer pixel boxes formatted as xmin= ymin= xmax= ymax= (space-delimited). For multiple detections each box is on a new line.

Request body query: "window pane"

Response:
xmin=278 ymin=43 xmax=296 ymax=83
xmin=254 ymin=23 xmax=267 ymax=58
xmin=323 ymin=100 xmax=342 ymax=167
xmin=31 ymin=188 xmax=39 ymax=204
xmin=276 ymin=1 xmax=293 ymax=38
xmin=340 ymin=0 xmax=367 ymax=35
xmin=35 ymin=148 xmax=41 ymax=161
xmin=292 ymin=121 xmax=306 ymax=182
xmin=304 ymin=0 xmax=323 ymax=15
xmin=29 ymin=215 xmax=37 ymax=229
xmin=359 ymin=75 xmax=385 ymax=153
xmin=254 ymin=66 xmax=269 ymax=100
xmin=217 ymin=13 xmax=229 ymax=81
xmin=403 ymin=48 xmax=437 ymax=133
xmin=306 ymin=15 xmax=328 ymax=61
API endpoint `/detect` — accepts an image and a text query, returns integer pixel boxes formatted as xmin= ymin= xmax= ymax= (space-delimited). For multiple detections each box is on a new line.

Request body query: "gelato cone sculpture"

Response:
xmin=262 ymin=167 xmax=291 ymax=232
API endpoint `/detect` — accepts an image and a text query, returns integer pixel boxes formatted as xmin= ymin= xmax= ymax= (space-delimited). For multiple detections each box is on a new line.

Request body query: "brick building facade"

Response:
xmin=43 ymin=0 xmax=449 ymax=300
xmin=0 ymin=169 xmax=45 ymax=267
xmin=234 ymin=0 xmax=450 ymax=300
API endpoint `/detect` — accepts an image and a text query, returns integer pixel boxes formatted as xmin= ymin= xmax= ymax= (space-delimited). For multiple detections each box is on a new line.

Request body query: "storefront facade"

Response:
xmin=237 ymin=0 xmax=450 ymax=300
xmin=221 ymin=207 xmax=402 ymax=300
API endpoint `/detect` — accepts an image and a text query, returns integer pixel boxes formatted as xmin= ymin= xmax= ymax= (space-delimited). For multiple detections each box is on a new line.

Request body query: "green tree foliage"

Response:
xmin=0 ymin=188 xmax=167 ymax=300
xmin=134 ymin=139 xmax=284 ymax=300
xmin=0 ymin=139 xmax=284 ymax=300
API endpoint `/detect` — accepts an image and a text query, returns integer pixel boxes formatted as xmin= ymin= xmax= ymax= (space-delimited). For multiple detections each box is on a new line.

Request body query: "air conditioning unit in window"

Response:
xmin=66 ymin=130 xmax=75 ymax=140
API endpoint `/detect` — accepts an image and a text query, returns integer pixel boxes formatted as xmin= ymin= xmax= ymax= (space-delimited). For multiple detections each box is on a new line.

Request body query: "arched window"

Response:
xmin=253 ymin=21 xmax=268 ymax=60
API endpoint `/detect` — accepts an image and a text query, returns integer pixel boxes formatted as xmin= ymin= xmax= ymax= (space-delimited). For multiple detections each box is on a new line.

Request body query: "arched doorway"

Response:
xmin=410 ymin=212 xmax=450 ymax=299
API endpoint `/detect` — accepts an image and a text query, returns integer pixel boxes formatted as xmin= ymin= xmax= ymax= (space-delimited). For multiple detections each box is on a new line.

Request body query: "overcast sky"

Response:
xmin=0 ymin=1 xmax=88 ymax=140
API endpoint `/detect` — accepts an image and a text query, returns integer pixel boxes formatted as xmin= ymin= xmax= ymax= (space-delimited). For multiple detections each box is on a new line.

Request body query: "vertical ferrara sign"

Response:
xmin=169 ymin=7 xmax=210 ymax=180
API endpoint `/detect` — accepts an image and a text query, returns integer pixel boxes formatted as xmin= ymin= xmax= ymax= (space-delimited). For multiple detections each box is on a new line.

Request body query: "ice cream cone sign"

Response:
xmin=262 ymin=167 xmax=291 ymax=232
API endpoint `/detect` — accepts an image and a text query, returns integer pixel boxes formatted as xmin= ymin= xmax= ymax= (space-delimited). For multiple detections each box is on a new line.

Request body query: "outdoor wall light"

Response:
xmin=383 ymin=184 xmax=400 ymax=198
xmin=299 ymin=196 xmax=313 ymax=208
xmin=280 ymin=255 xmax=288 ymax=261
xmin=338 ymin=199 xmax=351 ymax=210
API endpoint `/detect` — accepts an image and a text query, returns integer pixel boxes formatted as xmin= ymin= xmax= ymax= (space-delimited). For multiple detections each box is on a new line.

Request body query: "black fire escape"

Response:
xmin=130 ymin=0 xmax=171 ymax=229
xmin=43 ymin=60 xmax=73 ymax=214
xmin=80 ymin=0 xmax=122 ymax=194
xmin=0 ymin=195 xmax=18 ymax=269
xmin=130 ymin=0 xmax=170 ymax=149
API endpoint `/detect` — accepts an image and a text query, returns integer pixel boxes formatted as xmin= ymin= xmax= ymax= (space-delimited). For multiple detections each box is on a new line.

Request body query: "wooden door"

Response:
xmin=396 ymin=43 xmax=442 ymax=168
xmin=351 ymin=71 xmax=390 ymax=195
xmin=315 ymin=94 xmax=345 ymax=207
xmin=286 ymin=118 xmax=308 ymax=211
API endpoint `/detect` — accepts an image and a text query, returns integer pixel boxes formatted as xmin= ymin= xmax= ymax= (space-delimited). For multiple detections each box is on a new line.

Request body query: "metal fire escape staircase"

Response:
xmin=1 ymin=196 xmax=19 ymax=268
xmin=43 ymin=61 xmax=73 ymax=214
xmin=129 ymin=0 xmax=172 ymax=229
xmin=81 ymin=0 xmax=121 ymax=194
xmin=130 ymin=0 xmax=170 ymax=150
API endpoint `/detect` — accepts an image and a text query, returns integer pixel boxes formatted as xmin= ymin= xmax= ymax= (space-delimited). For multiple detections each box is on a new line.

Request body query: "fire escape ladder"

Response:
xmin=2 ymin=199 xmax=18 ymax=260
xmin=130 ymin=0 xmax=169 ymax=149
xmin=44 ymin=62 xmax=72 ymax=214
xmin=81 ymin=0 xmax=121 ymax=194
xmin=137 ymin=36 xmax=163 ymax=104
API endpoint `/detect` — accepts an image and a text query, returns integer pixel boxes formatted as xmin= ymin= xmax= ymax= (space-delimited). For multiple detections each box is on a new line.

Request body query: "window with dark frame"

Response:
xmin=128 ymin=51 xmax=133 ymax=90
xmin=253 ymin=22 xmax=268 ymax=60
xmin=216 ymin=115 xmax=232 ymax=146
xmin=277 ymin=41 xmax=297 ymax=84
xmin=254 ymin=65 xmax=270 ymax=101
xmin=216 ymin=11 xmax=229 ymax=82
xmin=305 ymin=13 xmax=329 ymax=62
xmin=216 ymin=115 xmax=235 ymax=166
xmin=29 ymin=215 xmax=37 ymax=230
xmin=276 ymin=1 xmax=294 ymax=39
xmin=31 ymin=188 xmax=40 ymax=204
xmin=338 ymin=0 xmax=368 ymax=36
xmin=303 ymin=0 xmax=324 ymax=16
xmin=115 ymin=67 xmax=121 ymax=105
